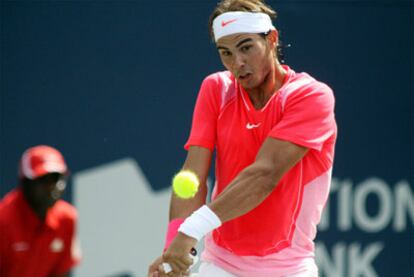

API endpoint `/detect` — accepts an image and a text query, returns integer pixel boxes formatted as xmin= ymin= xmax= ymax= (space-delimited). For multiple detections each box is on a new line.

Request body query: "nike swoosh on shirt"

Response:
xmin=221 ymin=19 xmax=237 ymax=27
xmin=246 ymin=123 xmax=261 ymax=129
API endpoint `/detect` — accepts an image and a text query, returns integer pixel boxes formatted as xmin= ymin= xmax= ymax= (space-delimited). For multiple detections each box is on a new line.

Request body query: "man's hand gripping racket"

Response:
xmin=161 ymin=248 xmax=198 ymax=274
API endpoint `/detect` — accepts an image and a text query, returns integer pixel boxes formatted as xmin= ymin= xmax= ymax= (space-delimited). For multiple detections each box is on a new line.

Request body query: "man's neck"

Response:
xmin=248 ymin=63 xmax=286 ymax=110
xmin=36 ymin=209 xmax=47 ymax=221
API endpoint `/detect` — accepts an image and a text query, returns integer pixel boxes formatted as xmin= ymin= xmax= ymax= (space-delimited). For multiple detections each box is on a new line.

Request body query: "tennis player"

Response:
xmin=148 ymin=0 xmax=337 ymax=276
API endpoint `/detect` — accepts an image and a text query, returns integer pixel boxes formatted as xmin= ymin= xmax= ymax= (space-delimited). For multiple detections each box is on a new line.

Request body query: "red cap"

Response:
xmin=19 ymin=145 xmax=68 ymax=180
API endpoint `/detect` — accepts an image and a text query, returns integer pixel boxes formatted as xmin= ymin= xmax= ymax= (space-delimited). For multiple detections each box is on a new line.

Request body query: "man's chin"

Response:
xmin=239 ymin=80 xmax=257 ymax=90
xmin=43 ymin=200 xmax=57 ymax=210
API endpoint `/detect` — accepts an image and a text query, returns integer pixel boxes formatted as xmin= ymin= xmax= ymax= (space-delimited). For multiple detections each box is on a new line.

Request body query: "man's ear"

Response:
xmin=267 ymin=29 xmax=278 ymax=49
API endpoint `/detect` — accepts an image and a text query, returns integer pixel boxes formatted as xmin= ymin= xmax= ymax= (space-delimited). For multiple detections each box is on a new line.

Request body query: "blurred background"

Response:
xmin=1 ymin=0 xmax=412 ymax=276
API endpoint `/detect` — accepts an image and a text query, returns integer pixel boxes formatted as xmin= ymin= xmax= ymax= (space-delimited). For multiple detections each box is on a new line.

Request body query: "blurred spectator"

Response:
xmin=0 ymin=145 xmax=81 ymax=277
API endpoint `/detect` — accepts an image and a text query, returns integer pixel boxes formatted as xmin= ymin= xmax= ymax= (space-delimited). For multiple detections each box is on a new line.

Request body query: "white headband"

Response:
xmin=212 ymin=11 xmax=275 ymax=42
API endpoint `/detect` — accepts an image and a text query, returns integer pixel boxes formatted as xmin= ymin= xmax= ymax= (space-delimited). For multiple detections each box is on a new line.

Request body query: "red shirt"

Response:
xmin=0 ymin=189 xmax=81 ymax=277
xmin=185 ymin=66 xmax=337 ymax=256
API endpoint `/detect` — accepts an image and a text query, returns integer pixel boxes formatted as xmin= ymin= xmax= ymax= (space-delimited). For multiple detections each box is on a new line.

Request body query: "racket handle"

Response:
xmin=162 ymin=248 xmax=198 ymax=274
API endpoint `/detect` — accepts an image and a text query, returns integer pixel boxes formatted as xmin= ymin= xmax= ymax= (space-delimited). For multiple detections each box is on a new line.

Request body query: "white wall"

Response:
xmin=73 ymin=158 xmax=171 ymax=277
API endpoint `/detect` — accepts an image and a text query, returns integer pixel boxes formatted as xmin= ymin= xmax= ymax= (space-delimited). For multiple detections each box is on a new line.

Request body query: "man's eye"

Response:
xmin=221 ymin=50 xmax=231 ymax=57
xmin=241 ymin=45 xmax=251 ymax=52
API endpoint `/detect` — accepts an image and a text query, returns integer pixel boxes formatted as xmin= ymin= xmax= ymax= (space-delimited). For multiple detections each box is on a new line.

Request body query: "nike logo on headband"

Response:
xmin=221 ymin=19 xmax=237 ymax=27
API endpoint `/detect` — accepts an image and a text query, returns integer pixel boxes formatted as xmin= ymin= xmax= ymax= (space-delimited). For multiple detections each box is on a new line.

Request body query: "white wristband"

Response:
xmin=178 ymin=205 xmax=222 ymax=241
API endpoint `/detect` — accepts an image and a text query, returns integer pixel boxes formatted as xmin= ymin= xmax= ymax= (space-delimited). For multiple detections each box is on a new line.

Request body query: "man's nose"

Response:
xmin=233 ymin=54 xmax=245 ymax=69
xmin=44 ymin=181 xmax=57 ymax=193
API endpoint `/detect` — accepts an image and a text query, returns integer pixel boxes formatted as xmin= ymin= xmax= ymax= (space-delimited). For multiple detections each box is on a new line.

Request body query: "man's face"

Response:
xmin=24 ymin=173 xmax=66 ymax=211
xmin=216 ymin=32 xmax=276 ymax=90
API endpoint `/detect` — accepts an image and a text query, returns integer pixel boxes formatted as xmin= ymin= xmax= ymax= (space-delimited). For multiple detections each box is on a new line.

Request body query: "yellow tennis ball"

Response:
xmin=172 ymin=171 xmax=199 ymax=199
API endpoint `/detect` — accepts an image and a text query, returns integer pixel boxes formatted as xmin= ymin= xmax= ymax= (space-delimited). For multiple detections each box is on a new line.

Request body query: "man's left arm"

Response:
xmin=209 ymin=137 xmax=307 ymax=222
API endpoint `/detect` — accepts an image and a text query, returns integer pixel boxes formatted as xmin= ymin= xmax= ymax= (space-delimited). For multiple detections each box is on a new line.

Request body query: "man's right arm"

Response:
xmin=147 ymin=146 xmax=212 ymax=276
xmin=169 ymin=146 xmax=212 ymax=220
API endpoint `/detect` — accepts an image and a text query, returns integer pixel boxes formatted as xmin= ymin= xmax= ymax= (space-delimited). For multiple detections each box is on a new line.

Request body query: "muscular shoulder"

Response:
xmin=200 ymin=71 xmax=236 ymax=109
xmin=281 ymin=71 xmax=334 ymax=110
xmin=203 ymin=71 xmax=233 ymax=86
xmin=201 ymin=71 xmax=235 ymax=94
